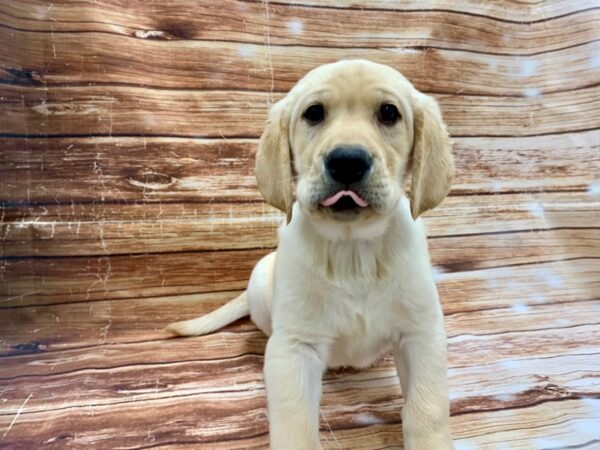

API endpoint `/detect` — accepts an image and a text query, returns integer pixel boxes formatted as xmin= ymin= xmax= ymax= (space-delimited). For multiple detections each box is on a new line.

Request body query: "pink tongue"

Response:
xmin=320 ymin=190 xmax=369 ymax=208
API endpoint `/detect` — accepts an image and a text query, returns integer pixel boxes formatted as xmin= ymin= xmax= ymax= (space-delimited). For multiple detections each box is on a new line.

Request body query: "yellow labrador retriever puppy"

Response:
xmin=168 ymin=59 xmax=455 ymax=450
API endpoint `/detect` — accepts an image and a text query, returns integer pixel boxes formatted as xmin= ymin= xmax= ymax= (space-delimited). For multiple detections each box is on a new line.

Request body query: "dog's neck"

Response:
xmin=279 ymin=201 xmax=413 ymax=283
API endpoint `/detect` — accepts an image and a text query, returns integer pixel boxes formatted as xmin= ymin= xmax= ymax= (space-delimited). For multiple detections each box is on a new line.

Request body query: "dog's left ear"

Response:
xmin=409 ymin=92 xmax=454 ymax=219
xmin=255 ymin=98 xmax=294 ymax=223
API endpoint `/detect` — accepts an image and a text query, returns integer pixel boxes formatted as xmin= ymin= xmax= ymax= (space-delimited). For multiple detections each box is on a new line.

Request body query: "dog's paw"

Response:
xmin=404 ymin=431 xmax=454 ymax=450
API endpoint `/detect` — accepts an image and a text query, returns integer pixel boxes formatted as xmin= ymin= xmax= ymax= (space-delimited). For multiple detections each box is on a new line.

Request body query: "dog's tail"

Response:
xmin=166 ymin=291 xmax=249 ymax=337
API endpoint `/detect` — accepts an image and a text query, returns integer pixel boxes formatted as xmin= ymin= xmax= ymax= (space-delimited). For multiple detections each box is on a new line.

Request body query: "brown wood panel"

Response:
xmin=0 ymin=317 xmax=263 ymax=378
xmin=0 ymin=138 xmax=260 ymax=204
xmin=2 ymin=26 xmax=600 ymax=95
xmin=0 ymin=391 xmax=271 ymax=450
xmin=255 ymin=1 xmax=600 ymax=22
xmin=2 ymin=190 xmax=599 ymax=258
xmin=0 ymin=258 xmax=600 ymax=357
xmin=1 ymin=297 xmax=598 ymax=423
xmin=451 ymin=131 xmax=600 ymax=194
xmin=2 ymin=218 xmax=598 ymax=307
xmin=430 ymin=191 xmax=600 ymax=236
xmin=0 ymin=248 xmax=267 ymax=306
xmin=2 ymin=397 xmax=597 ymax=450
xmin=429 ymin=228 xmax=600 ymax=272
xmin=1 ymin=0 xmax=596 ymax=25
xmin=1 ymin=203 xmax=278 ymax=257
xmin=2 ymin=335 xmax=598 ymax=416
xmin=438 ymin=258 xmax=599 ymax=313
xmin=1 ymin=0 xmax=598 ymax=55
xmin=2 ymin=299 xmax=599 ymax=395
xmin=0 ymin=342 xmax=598 ymax=449
xmin=2 ymin=83 xmax=600 ymax=137
xmin=1 ymin=131 xmax=598 ymax=205
xmin=3 ymin=210 xmax=599 ymax=265
xmin=1 ymin=348 xmax=598 ymax=443
xmin=449 ymin=399 xmax=600 ymax=449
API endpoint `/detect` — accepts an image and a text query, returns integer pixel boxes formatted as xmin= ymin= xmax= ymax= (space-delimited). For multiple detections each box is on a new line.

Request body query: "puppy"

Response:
xmin=168 ymin=59 xmax=455 ymax=450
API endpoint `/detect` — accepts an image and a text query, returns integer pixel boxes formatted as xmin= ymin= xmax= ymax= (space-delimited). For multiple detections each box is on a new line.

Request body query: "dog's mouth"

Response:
xmin=319 ymin=190 xmax=369 ymax=212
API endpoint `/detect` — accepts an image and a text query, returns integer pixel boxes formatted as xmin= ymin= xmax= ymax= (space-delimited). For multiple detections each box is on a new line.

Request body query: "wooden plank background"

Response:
xmin=1 ymin=1 xmax=599 ymax=449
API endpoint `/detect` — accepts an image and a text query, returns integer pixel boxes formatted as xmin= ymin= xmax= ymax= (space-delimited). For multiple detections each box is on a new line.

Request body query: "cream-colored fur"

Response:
xmin=168 ymin=59 xmax=455 ymax=450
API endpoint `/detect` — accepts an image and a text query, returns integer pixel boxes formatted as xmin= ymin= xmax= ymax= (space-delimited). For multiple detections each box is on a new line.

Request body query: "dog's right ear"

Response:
xmin=409 ymin=92 xmax=454 ymax=220
xmin=255 ymin=98 xmax=294 ymax=223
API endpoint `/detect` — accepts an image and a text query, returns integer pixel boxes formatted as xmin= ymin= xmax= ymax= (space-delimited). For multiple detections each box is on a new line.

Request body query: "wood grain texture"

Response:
xmin=2 ymin=189 xmax=599 ymax=244
xmin=1 ymin=131 xmax=598 ymax=204
xmin=1 ymin=0 xmax=599 ymax=55
xmin=2 ymin=84 xmax=600 ymax=138
xmin=1 ymin=1 xmax=600 ymax=449
xmin=2 ymin=24 xmax=600 ymax=94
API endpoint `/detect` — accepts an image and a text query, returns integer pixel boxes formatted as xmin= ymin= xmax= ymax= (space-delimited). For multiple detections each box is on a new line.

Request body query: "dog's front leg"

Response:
xmin=394 ymin=325 xmax=454 ymax=450
xmin=264 ymin=332 xmax=326 ymax=450
xmin=264 ymin=333 xmax=327 ymax=450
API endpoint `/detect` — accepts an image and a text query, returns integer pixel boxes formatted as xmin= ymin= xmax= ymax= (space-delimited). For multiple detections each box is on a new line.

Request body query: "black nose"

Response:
xmin=324 ymin=146 xmax=373 ymax=186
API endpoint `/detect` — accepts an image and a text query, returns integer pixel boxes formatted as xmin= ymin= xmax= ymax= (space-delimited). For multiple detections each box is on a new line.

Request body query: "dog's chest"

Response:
xmin=326 ymin=285 xmax=399 ymax=368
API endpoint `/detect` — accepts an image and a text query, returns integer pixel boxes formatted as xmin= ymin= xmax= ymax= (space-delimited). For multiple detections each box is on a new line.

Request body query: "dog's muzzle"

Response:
xmin=320 ymin=146 xmax=372 ymax=212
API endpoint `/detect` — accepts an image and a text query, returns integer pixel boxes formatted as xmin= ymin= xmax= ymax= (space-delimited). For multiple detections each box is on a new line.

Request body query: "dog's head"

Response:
xmin=255 ymin=59 xmax=454 ymax=233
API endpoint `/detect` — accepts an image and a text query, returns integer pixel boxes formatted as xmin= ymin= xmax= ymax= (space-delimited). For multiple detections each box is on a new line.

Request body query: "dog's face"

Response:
xmin=256 ymin=60 xmax=454 ymax=231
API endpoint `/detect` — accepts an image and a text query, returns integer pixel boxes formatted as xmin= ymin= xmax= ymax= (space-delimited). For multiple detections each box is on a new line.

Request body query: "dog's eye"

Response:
xmin=378 ymin=103 xmax=401 ymax=126
xmin=302 ymin=104 xmax=325 ymax=125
